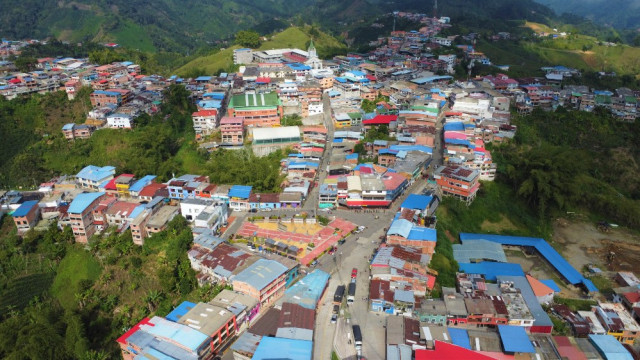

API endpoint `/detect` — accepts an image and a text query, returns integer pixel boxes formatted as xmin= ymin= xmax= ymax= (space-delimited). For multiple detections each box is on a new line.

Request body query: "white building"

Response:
xmin=180 ymin=198 xmax=215 ymax=222
xmin=106 ymin=113 xmax=134 ymax=129
xmin=192 ymin=110 xmax=219 ymax=136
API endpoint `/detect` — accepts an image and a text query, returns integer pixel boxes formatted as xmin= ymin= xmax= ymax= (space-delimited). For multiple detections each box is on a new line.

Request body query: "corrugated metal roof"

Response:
xmin=460 ymin=233 xmax=598 ymax=291
xmin=251 ymin=337 xmax=312 ymax=360
xmin=12 ymin=200 xmax=38 ymax=217
xmin=68 ymin=192 xmax=105 ymax=214
xmin=589 ymin=334 xmax=633 ymax=360
xmin=282 ymin=269 xmax=330 ymax=310
xmin=498 ymin=325 xmax=535 ymax=353
xmin=232 ymin=259 xmax=287 ymax=291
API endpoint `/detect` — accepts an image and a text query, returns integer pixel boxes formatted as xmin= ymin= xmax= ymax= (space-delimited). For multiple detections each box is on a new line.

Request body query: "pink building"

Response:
xmin=220 ymin=117 xmax=244 ymax=145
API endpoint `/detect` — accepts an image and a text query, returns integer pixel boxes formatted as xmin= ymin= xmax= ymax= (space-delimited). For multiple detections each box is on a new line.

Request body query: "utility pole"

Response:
xmin=434 ymin=0 xmax=438 ymax=19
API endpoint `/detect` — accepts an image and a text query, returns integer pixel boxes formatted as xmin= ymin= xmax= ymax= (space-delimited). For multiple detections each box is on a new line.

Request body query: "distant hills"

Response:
xmin=535 ymin=0 xmax=640 ymax=29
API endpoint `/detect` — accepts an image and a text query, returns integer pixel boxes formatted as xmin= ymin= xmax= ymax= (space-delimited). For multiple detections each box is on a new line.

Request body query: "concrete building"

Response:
xmin=68 ymin=192 xmax=106 ymax=243
xmin=220 ymin=117 xmax=244 ymax=145
xmin=232 ymin=259 xmax=288 ymax=309
xmin=76 ymin=165 xmax=116 ymax=190
xmin=251 ymin=126 xmax=301 ymax=156
xmin=12 ymin=200 xmax=41 ymax=235
xmin=233 ymin=48 xmax=254 ymax=65
xmin=227 ymin=92 xmax=283 ymax=127
xmin=192 ymin=110 xmax=219 ymax=136
xmin=177 ymin=302 xmax=237 ymax=356
xmin=106 ymin=113 xmax=134 ymax=129
xmin=145 ymin=205 xmax=179 ymax=237
xmin=433 ymin=165 xmax=480 ymax=204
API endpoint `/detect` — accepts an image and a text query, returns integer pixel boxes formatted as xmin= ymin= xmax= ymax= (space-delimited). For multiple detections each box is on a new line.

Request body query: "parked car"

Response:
xmin=331 ymin=314 xmax=338 ymax=324
xmin=351 ymin=268 xmax=358 ymax=279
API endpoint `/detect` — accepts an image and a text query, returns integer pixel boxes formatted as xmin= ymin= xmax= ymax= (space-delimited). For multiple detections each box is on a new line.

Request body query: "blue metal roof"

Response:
xmin=387 ymin=219 xmax=436 ymax=241
xmin=287 ymin=63 xmax=311 ymax=71
xmin=62 ymin=123 xmax=75 ymax=131
xmin=228 ymin=185 xmax=252 ymax=199
xmin=283 ymin=269 xmax=330 ymax=310
xmin=447 ymin=328 xmax=471 ymax=350
xmin=345 ymin=153 xmax=359 ymax=160
xmin=408 ymin=227 xmax=437 ymax=241
xmin=232 ymin=259 xmax=287 ymax=291
xmin=129 ymin=175 xmax=157 ymax=193
xmin=459 ymin=262 xmax=524 ymax=281
xmin=410 ymin=75 xmax=452 ymax=84
xmin=389 ymin=145 xmax=432 ymax=154
xmin=401 ymin=194 xmax=433 ymax=211
xmin=498 ymin=325 xmax=535 ymax=353
xmin=128 ymin=205 xmax=146 ymax=220
xmin=379 ymin=148 xmax=398 ymax=155
xmin=142 ymin=316 xmax=208 ymax=352
xmin=12 ymin=200 xmax=39 ymax=217
xmin=68 ymin=192 xmax=105 ymax=214
xmin=92 ymin=90 xmax=121 ymax=96
xmin=252 ymin=337 xmax=312 ymax=360
xmin=540 ymin=279 xmax=561 ymax=292
xmin=166 ymin=301 xmax=196 ymax=322
xmin=195 ymin=76 xmax=212 ymax=81
xmin=460 ymin=233 xmax=598 ymax=291
xmin=444 ymin=122 xmax=465 ymax=131
xmin=76 ymin=165 xmax=116 ymax=182
xmin=589 ymin=334 xmax=633 ymax=360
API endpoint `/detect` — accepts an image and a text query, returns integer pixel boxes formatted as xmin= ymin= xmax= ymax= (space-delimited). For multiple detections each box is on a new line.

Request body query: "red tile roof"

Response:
xmin=526 ymin=274 xmax=555 ymax=297
xmin=139 ymin=183 xmax=167 ymax=197
xmin=192 ymin=110 xmax=218 ymax=117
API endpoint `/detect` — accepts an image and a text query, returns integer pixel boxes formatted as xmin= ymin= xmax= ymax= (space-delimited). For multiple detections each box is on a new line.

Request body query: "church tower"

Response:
xmin=306 ymin=39 xmax=322 ymax=69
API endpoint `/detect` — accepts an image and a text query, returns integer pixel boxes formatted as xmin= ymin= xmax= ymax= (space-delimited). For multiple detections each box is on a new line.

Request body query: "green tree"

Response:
xmin=235 ymin=30 xmax=262 ymax=48
xmin=14 ymin=56 xmax=37 ymax=72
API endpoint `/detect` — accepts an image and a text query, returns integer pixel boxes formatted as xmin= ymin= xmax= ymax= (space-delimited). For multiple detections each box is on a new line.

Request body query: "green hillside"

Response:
xmin=175 ymin=26 xmax=347 ymax=77
xmin=476 ymin=23 xmax=640 ymax=76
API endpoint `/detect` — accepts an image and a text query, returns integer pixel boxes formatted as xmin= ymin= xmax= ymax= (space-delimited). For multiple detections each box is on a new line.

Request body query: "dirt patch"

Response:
xmin=480 ymin=215 xmax=518 ymax=233
xmin=553 ymin=219 xmax=640 ymax=272
xmin=445 ymin=230 xmax=456 ymax=243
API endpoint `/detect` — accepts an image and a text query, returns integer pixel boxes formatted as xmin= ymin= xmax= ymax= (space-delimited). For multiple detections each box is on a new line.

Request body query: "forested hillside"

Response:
xmin=493 ymin=107 xmax=640 ymax=230
xmin=0 ymin=85 xmax=286 ymax=193
xmin=535 ymin=0 xmax=640 ymax=29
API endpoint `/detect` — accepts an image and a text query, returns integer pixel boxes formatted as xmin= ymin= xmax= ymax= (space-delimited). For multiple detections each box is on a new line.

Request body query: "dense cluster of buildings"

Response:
xmin=117 ymin=267 xmax=330 ymax=360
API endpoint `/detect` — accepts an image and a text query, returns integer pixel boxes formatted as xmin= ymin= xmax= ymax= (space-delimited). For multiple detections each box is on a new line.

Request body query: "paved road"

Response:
xmin=303 ymin=92 xmax=334 ymax=212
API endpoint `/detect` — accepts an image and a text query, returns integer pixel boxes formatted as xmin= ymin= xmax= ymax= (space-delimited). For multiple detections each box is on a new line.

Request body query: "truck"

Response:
xmin=352 ymin=325 xmax=363 ymax=352
xmin=333 ymin=285 xmax=345 ymax=304
xmin=347 ymin=282 xmax=356 ymax=304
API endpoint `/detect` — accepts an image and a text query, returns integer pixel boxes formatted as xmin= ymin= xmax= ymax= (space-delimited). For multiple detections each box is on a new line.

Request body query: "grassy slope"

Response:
xmin=51 ymin=247 xmax=102 ymax=310
xmin=510 ymin=22 xmax=640 ymax=74
xmin=111 ymin=21 xmax=157 ymax=52
xmin=174 ymin=46 xmax=240 ymax=77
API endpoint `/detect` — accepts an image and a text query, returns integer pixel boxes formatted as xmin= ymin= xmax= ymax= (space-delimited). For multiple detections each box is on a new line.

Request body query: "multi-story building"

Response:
xmin=144 ymin=205 xmax=179 ymax=237
xmin=104 ymin=201 xmax=138 ymax=227
xmin=227 ymin=92 xmax=283 ymax=127
xmin=192 ymin=110 xmax=219 ymax=136
xmin=232 ymin=259 xmax=288 ymax=309
xmin=12 ymin=200 xmax=41 ymax=235
xmin=76 ymin=165 xmax=116 ymax=190
xmin=595 ymin=303 xmax=640 ymax=345
xmin=90 ymin=88 xmax=132 ymax=107
xmin=68 ymin=192 xmax=106 ymax=243
xmin=386 ymin=218 xmax=437 ymax=255
xmin=106 ymin=113 xmax=134 ymax=129
xmin=433 ymin=165 xmax=480 ymax=204
xmin=219 ymin=117 xmax=244 ymax=145
xmin=117 ymin=316 xmax=213 ymax=360
xmin=166 ymin=175 xmax=210 ymax=200
xmin=62 ymin=123 xmax=95 ymax=140
xmin=177 ymin=302 xmax=237 ymax=356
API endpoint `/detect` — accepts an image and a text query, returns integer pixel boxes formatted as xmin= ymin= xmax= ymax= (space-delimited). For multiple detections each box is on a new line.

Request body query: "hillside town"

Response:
xmin=2 ymin=10 xmax=640 ymax=360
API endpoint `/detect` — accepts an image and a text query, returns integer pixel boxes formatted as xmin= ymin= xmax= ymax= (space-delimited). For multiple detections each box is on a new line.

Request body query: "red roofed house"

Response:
xmin=192 ymin=110 xmax=219 ymax=137
xmin=526 ymin=274 xmax=555 ymax=304
xmin=117 ymin=317 xmax=152 ymax=360
xmin=138 ymin=183 xmax=168 ymax=201
xmin=64 ymin=80 xmax=81 ymax=100
xmin=362 ymin=115 xmax=398 ymax=131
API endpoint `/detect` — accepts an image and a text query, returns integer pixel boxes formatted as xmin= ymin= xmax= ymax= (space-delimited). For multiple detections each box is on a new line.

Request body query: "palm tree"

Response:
xmin=145 ymin=290 xmax=163 ymax=312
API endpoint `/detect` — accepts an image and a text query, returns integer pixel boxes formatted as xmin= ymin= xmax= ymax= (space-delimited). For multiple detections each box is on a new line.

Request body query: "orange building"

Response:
xmin=433 ymin=165 xmax=480 ymax=204
xmin=227 ymin=92 xmax=282 ymax=128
